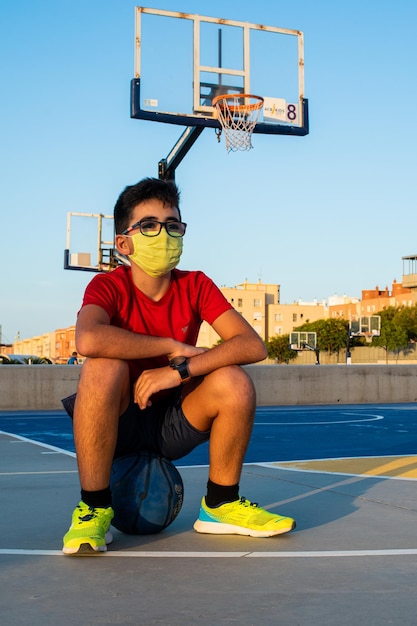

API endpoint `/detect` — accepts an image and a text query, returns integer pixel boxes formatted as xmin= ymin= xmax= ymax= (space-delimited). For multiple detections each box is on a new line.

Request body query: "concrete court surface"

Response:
xmin=1 ymin=428 xmax=417 ymax=626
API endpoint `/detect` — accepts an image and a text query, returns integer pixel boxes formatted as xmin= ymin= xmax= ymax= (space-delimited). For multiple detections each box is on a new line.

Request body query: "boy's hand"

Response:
xmin=133 ymin=366 xmax=184 ymax=409
xmin=134 ymin=344 xmax=207 ymax=409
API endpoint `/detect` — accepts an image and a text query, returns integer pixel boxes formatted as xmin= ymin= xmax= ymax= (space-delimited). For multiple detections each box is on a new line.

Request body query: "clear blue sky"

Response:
xmin=1 ymin=0 xmax=416 ymax=344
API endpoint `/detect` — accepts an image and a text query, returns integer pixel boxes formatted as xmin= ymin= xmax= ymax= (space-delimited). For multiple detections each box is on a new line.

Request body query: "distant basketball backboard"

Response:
xmin=290 ymin=331 xmax=319 ymax=364
xmin=290 ymin=332 xmax=317 ymax=351
xmin=349 ymin=316 xmax=381 ymax=338
xmin=64 ymin=212 xmax=127 ymax=273
xmin=131 ymin=7 xmax=308 ymax=136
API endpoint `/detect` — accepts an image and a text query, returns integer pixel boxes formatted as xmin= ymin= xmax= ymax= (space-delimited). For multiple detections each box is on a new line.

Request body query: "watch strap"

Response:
xmin=169 ymin=358 xmax=191 ymax=382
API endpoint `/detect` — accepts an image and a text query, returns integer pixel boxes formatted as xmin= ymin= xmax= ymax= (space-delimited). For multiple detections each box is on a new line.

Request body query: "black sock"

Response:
xmin=81 ymin=487 xmax=112 ymax=509
xmin=205 ymin=479 xmax=239 ymax=508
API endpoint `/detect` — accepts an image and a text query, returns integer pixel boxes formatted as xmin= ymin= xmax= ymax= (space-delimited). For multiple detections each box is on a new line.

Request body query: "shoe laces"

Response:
xmin=239 ymin=496 xmax=259 ymax=508
xmin=77 ymin=505 xmax=99 ymax=523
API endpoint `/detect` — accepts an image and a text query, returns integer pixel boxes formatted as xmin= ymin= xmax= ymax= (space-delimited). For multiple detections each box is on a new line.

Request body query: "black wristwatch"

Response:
xmin=169 ymin=356 xmax=191 ymax=382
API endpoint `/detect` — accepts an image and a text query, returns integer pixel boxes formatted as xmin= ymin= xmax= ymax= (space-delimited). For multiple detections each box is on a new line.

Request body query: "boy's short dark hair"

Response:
xmin=114 ymin=177 xmax=181 ymax=234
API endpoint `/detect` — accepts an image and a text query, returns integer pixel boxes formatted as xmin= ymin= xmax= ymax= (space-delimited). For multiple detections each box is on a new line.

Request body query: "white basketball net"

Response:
xmin=213 ymin=94 xmax=264 ymax=153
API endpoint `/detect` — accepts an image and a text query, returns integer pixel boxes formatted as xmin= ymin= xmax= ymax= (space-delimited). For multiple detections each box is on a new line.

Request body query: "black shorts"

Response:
xmin=62 ymin=389 xmax=210 ymax=461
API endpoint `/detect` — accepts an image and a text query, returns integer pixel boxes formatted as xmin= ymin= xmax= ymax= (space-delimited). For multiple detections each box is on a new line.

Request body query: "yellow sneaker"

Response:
xmin=193 ymin=496 xmax=295 ymax=538
xmin=62 ymin=501 xmax=114 ymax=555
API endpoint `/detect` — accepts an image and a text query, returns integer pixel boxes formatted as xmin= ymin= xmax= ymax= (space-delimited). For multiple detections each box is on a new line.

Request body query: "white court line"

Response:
xmin=0 ymin=470 xmax=78 ymax=476
xmin=0 ymin=430 xmax=76 ymax=457
xmin=256 ymin=413 xmax=384 ymax=425
xmin=1 ymin=548 xmax=417 ymax=558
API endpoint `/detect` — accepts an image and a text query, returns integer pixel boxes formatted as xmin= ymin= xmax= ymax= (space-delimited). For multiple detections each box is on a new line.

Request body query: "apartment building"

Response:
xmin=197 ymin=280 xmax=328 ymax=347
xmin=11 ymin=326 xmax=76 ymax=364
xmin=266 ymin=300 xmax=328 ymax=340
xmin=328 ymin=280 xmax=417 ymax=321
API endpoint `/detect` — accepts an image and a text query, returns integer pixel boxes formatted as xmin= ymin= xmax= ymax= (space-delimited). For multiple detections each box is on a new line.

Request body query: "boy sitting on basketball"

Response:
xmin=63 ymin=177 xmax=295 ymax=554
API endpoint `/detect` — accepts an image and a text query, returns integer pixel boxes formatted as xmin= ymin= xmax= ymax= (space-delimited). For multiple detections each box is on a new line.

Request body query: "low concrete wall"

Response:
xmin=0 ymin=365 xmax=81 ymax=410
xmin=1 ymin=364 xmax=416 ymax=410
xmin=247 ymin=364 xmax=417 ymax=405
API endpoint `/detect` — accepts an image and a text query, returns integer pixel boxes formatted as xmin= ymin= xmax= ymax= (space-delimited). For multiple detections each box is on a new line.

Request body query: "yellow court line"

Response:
xmin=362 ymin=457 xmax=417 ymax=477
xmin=272 ymin=456 xmax=417 ymax=478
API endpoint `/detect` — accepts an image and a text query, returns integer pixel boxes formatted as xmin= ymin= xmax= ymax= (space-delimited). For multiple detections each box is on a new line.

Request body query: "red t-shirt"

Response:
xmin=81 ymin=266 xmax=232 ymax=379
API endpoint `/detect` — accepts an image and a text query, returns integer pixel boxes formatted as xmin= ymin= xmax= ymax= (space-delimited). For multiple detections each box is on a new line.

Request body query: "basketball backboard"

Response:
xmin=131 ymin=7 xmax=308 ymax=136
xmin=349 ymin=316 xmax=381 ymax=338
xmin=290 ymin=332 xmax=317 ymax=351
xmin=64 ymin=212 xmax=127 ymax=273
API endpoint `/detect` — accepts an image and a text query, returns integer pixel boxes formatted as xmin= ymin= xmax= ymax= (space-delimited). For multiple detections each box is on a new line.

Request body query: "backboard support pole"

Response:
xmin=158 ymin=125 xmax=205 ymax=181
xmin=301 ymin=343 xmax=320 ymax=365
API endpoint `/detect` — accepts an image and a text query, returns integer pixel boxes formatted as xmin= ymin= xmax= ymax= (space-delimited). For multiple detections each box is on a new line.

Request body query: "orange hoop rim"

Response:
xmin=212 ymin=93 xmax=264 ymax=113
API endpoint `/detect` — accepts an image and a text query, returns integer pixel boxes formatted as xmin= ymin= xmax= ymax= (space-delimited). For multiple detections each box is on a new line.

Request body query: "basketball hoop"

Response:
xmin=212 ymin=94 xmax=264 ymax=152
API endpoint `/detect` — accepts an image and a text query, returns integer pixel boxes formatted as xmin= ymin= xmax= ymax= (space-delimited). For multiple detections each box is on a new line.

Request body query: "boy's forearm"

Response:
xmin=76 ymin=323 xmax=176 ymax=360
xmin=187 ymin=334 xmax=267 ymax=378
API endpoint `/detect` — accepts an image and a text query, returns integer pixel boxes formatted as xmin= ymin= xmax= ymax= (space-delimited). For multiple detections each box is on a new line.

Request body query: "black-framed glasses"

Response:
xmin=122 ymin=219 xmax=187 ymax=238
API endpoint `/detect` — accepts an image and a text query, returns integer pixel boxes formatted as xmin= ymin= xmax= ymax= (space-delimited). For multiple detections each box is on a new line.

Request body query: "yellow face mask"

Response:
xmin=127 ymin=229 xmax=183 ymax=277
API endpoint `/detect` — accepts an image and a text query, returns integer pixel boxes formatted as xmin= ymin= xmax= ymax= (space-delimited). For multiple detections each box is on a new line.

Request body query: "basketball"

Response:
xmin=110 ymin=452 xmax=184 ymax=535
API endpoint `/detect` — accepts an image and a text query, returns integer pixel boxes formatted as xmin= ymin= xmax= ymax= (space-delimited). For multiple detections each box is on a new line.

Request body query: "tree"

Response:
xmin=395 ymin=304 xmax=417 ymax=342
xmin=372 ymin=307 xmax=410 ymax=363
xmin=266 ymin=334 xmax=298 ymax=364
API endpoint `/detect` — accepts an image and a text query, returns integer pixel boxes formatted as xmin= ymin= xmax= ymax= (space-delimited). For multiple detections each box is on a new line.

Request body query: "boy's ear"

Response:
xmin=115 ymin=234 xmax=131 ymax=255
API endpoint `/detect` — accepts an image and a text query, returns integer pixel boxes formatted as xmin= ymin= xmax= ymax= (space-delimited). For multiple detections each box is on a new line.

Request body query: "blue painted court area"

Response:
xmin=1 ymin=403 xmax=417 ymax=464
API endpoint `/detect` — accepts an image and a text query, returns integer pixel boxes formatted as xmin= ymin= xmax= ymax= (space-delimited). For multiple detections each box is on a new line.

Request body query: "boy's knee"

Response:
xmin=209 ymin=365 xmax=256 ymax=403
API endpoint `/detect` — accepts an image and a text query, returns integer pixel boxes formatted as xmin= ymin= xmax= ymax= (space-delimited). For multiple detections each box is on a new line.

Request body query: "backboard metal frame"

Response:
xmin=290 ymin=331 xmax=317 ymax=351
xmin=131 ymin=7 xmax=308 ymax=136
xmin=289 ymin=331 xmax=319 ymax=364
xmin=349 ymin=315 xmax=381 ymax=338
xmin=63 ymin=212 xmax=128 ymax=273
xmin=346 ymin=315 xmax=381 ymax=364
